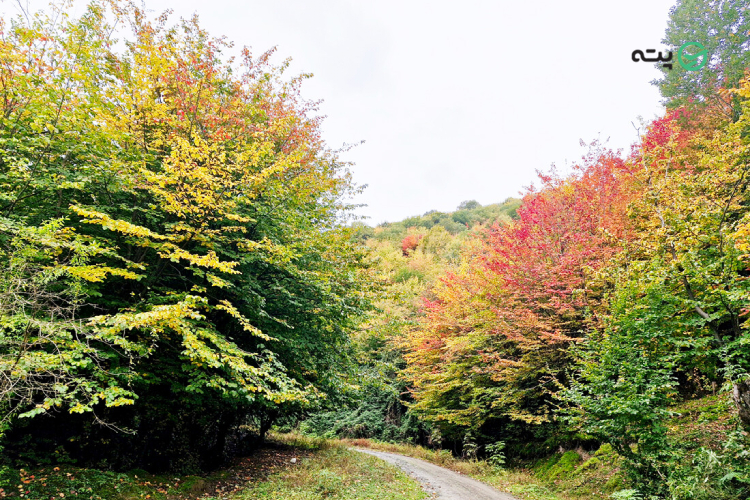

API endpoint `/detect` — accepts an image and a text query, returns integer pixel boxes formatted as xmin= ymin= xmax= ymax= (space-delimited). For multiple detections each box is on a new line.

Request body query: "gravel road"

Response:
xmin=353 ymin=448 xmax=520 ymax=500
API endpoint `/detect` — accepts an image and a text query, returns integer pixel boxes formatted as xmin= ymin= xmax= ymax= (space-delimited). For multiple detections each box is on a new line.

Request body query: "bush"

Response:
xmin=485 ymin=441 xmax=506 ymax=467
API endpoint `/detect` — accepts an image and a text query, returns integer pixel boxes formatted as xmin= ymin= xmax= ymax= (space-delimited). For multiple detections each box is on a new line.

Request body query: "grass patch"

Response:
xmin=267 ymin=432 xmax=334 ymax=451
xmin=540 ymin=452 xmax=581 ymax=482
xmin=667 ymin=393 xmax=736 ymax=451
xmin=235 ymin=444 xmax=427 ymax=500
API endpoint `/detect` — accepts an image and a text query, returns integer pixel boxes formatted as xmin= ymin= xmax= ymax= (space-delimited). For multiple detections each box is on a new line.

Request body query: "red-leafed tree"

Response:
xmin=401 ymin=232 xmax=423 ymax=256
xmin=403 ymin=145 xmax=637 ymax=439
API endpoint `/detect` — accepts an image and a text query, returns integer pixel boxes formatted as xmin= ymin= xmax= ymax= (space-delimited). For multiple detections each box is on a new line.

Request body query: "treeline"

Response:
xmin=302 ymin=198 xmax=521 ymax=443
xmin=0 ymin=1 xmax=369 ymax=472
xmin=361 ymin=198 xmax=521 ymax=240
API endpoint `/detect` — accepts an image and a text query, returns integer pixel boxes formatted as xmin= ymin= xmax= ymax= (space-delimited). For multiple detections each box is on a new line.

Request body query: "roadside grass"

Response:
xmin=342 ymin=438 xmax=575 ymax=500
xmin=236 ymin=435 xmax=426 ymax=500
xmin=342 ymin=437 xmax=625 ymax=500
xmin=267 ymin=432 xmax=333 ymax=451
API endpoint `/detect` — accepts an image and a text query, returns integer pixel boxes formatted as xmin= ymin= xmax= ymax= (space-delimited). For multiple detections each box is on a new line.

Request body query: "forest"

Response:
xmin=1 ymin=0 xmax=750 ymax=499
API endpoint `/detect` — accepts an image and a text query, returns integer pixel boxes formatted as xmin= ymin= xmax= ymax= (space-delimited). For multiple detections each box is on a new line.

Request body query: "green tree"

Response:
xmin=567 ymin=90 xmax=750 ymax=496
xmin=656 ymin=0 xmax=750 ymax=121
xmin=0 ymin=0 xmax=369 ymax=470
xmin=457 ymin=200 xmax=481 ymax=211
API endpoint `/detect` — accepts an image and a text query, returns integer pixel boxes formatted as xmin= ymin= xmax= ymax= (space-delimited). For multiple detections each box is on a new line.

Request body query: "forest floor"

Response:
xmin=3 ymin=443 xmax=315 ymax=500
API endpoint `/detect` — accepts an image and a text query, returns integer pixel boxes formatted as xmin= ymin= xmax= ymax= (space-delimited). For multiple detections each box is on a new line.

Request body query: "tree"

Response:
xmin=401 ymin=232 xmax=423 ymax=256
xmin=656 ymin=0 xmax=750 ymax=121
xmin=403 ymin=146 xmax=635 ymax=449
xmin=0 ymin=0 xmax=369 ymax=470
xmin=567 ymin=88 xmax=750 ymax=495
xmin=457 ymin=200 xmax=481 ymax=211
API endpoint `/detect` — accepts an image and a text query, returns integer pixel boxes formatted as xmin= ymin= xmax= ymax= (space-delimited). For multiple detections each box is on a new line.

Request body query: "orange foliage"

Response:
xmin=403 ymin=145 xmax=639 ymax=427
xmin=401 ymin=232 xmax=423 ymax=256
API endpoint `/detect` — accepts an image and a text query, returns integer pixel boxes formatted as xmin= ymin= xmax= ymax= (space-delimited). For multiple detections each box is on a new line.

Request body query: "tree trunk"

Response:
xmin=259 ymin=410 xmax=278 ymax=442
xmin=732 ymin=379 xmax=750 ymax=429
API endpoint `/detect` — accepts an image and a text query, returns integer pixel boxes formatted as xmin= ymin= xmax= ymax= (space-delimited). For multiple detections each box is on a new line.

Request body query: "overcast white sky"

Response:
xmin=6 ymin=0 xmax=679 ymax=224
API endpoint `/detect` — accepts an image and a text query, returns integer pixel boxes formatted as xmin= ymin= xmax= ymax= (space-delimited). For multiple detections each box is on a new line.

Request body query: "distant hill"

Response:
xmin=353 ymin=198 xmax=521 ymax=241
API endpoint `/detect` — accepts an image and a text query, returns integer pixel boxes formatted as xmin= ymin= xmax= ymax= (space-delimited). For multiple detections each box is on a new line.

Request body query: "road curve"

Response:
xmin=353 ymin=448 xmax=520 ymax=500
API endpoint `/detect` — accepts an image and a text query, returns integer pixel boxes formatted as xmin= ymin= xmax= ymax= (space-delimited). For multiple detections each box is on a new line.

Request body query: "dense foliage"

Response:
xmin=371 ymin=4 xmax=750 ymax=497
xmin=657 ymin=0 xmax=750 ymax=120
xmin=366 ymin=199 xmax=521 ymax=241
xmin=0 ymin=0 xmax=369 ymax=472
xmin=302 ymin=199 xmax=521 ymax=447
xmin=314 ymin=3 xmax=750 ymax=498
xmin=3 ymin=1 xmax=750 ymax=499
xmin=403 ymin=147 xmax=634 ymax=451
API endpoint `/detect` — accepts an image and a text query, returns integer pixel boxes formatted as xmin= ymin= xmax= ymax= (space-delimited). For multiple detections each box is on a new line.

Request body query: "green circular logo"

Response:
xmin=678 ymin=42 xmax=708 ymax=71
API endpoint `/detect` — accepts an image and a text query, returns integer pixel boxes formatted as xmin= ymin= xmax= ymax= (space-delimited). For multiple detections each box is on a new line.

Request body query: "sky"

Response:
xmin=6 ymin=0 xmax=680 ymax=224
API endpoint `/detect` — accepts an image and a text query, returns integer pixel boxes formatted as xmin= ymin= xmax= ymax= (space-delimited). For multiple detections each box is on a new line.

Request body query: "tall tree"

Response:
xmin=403 ymin=146 xmax=635 ymax=448
xmin=567 ymin=91 xmax=750 ymax=494
xmin=656 ymin=0 xmax=750 ymax=121
xmin=0 ymin=0 xmax=368 ymax=470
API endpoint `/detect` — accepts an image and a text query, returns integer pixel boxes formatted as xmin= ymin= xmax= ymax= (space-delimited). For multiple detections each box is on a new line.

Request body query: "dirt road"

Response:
xmin=353 ymin=448 xmax=520 ymax=500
